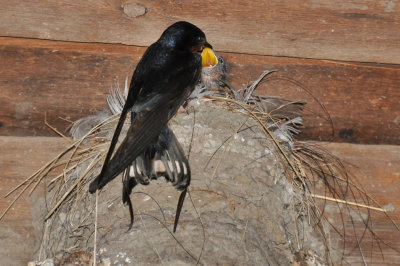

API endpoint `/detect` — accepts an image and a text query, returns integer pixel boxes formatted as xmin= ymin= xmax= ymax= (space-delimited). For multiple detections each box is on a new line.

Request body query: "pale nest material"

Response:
xmin=87 ymin=101 xmax=327 ymax=265
xmin=39 ymin=101 xmax=326 ymax=265
xmin=31 ymin=68 xmax=330 ymax=265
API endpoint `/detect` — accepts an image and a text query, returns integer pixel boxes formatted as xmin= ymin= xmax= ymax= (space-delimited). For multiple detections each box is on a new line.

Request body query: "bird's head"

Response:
xmin=160 ymin=21 xmax=217 ymax=68
xmin=160 ymin=21 xmax=212 ymax=53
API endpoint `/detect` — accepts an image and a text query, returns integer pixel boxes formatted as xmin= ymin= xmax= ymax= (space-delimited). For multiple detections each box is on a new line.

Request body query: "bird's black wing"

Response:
xmin=87 ymin=45 xmax=149 ymax=194
xmin=89 ymin=93 xmax=177 ymax=192
xmin=89 ymin=45 xmax=201 ymax=193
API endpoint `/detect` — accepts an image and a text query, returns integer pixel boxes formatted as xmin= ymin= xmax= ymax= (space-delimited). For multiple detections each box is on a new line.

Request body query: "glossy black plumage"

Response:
xmin=122 ymin=125 xmax=191 ymax=230
xmin=88 ymin=21 xmax=211 ymax=231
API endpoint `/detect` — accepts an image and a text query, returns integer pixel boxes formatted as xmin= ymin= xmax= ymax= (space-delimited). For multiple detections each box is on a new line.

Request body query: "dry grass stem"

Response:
xmin=310 ymin=194 xmax=386 ymax=212
xmin=45 ymin=154 xmax=102 ymax=220
xmin=93 ymin=190 xmax=98 ymax=266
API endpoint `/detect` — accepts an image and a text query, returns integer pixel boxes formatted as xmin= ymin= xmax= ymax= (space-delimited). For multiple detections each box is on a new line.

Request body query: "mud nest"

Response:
xmin=11 ymin=69 xmax=397 ymax=265
xmin=36 ymin=100 xmax=328 ymax=265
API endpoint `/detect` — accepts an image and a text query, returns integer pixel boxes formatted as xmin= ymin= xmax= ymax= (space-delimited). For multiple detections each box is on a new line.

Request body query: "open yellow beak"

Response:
xmin=201 ymin=47 xmax=218 ymax=68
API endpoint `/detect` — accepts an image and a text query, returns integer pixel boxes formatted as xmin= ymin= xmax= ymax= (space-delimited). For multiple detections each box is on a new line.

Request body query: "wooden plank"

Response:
xmin=0 ymin=37 xmax=138 ymax=137
xmin=319 ymin=142 xmax=400 ymax=264
xmin=0 ymin=136 xmax=69 ymax=265
xmin=224 ymin=53 xmax=400 ymax=144
xmin=0 ymin=137 xmax=399 ymax=264
xmin=0 ymin=0 xmax=400 ymax=64
xmin=1 ymin=37 xmax=399 ymax=144
xmin=322 ymin=142 xmax=400 ymax=214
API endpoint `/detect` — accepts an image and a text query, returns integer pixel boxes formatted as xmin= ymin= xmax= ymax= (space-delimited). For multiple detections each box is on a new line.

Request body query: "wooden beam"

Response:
xmin=318 ymin=142 xmax=400 ymax=264
xmin=0 ymin=1 xmax=399 ymax=63
xmin=0 ymin=136 xmax=69 ymax=265
xmin=1 ymin=37 xmax=399 ymax=144
xmin=0 ymin=136 xmax=399 ymax=264
xmin=223 ymin=53 xmax=400 ymax=144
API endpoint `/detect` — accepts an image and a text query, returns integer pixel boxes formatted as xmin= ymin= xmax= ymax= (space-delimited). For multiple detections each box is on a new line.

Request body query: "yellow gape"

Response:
xmin=201 ymin=47 xmax=218 ymax=68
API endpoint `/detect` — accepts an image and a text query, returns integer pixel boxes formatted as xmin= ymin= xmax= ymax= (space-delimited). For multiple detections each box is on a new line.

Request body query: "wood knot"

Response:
xmin=122 ymin=2 xmax=146 ymax=18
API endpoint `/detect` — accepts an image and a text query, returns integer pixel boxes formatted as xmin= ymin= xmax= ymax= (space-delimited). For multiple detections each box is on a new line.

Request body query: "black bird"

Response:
xmin=89 ymin=21 xmax=213 ymax=232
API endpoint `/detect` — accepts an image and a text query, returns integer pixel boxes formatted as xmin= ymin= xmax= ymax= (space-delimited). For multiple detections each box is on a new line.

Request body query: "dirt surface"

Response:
xmin=29 ymin=102 xmax=328 ymax=265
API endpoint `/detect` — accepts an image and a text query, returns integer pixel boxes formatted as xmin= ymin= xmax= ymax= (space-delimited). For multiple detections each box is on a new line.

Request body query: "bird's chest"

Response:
xmin=154 ymin=54 xmax=200 ymax=89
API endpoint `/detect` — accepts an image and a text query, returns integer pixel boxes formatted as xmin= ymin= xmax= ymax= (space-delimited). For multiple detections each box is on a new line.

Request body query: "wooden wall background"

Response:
xmin=0 ymin=0 xmax=399 ymax=264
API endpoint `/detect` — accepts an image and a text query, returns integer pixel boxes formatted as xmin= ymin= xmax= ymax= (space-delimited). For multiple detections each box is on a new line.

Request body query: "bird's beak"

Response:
xmin=201 ymin=46 xmax=218 ymax=68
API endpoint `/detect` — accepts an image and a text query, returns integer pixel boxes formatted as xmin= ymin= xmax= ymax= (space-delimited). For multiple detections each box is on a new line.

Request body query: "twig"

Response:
xmin=188 ymin=189 xmax=205 ymax=265
xmin=45 ymin=154 xmax=102 ymax=219
xmin=310 ymin=194 xmax=386 ymax=212
xmin=63 ymin=113 xmax=119 ymax=174
xmin=45 ymin=112 xmax=72 ymax=141
xmin=210 ymin=117 xmax=248 ymax=180
xmin=5 ymin=140 xmax=80 ymax=197
xmin=93 ymin=190 xmax=98 ymax=266
xmin=138 ymin=209 xmax=165 ymax=266
xmin=210 ymin=96 xmax=303 ymax=180
xmin=48 ymin=152 xmax=102 ymax=185
xmin=0 ymin=174 xmax=36 ymax=221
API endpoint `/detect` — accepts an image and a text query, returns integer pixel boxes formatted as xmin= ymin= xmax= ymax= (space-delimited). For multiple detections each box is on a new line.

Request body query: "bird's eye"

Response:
xmin=196 ymin=36 xmax=203 ymax=42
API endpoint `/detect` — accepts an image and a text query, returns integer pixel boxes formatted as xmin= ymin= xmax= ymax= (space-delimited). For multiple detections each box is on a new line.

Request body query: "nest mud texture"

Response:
xmin=35 ymin=102 xmax=327 ymax=265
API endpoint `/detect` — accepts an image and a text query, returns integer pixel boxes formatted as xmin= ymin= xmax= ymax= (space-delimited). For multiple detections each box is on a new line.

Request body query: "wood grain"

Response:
xmin=1 ymin=37 xmax=399 ymax=144
xmin=0 ymin=136 xmax=398 ymax=264
xmin=0 ymin=0 xmax=400 ymax=63
xmin=223 ymin=53 xmax=400 ymax=144
xmin=319 ymin=142 xmax=400 ymax=264
xmin=0 ymin=136 xmax=69 ymax=265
